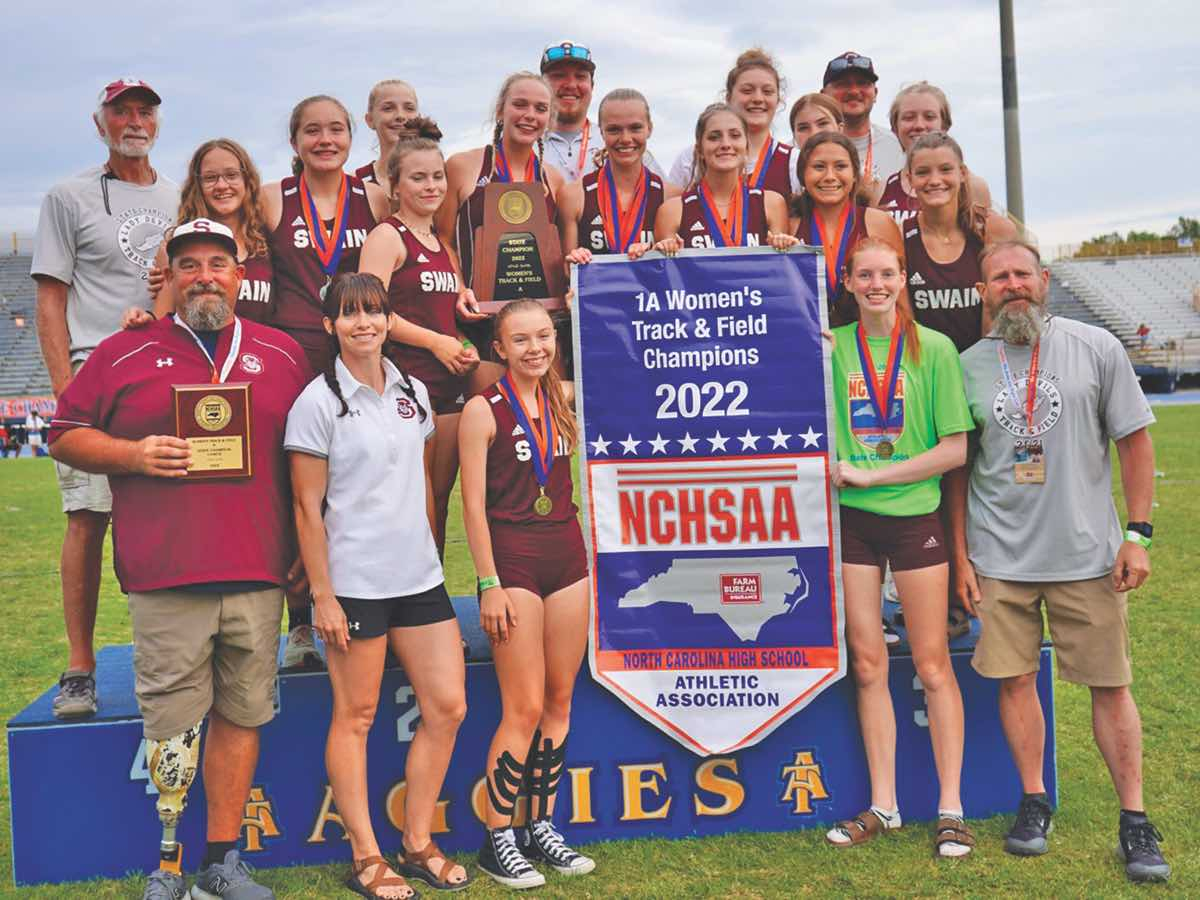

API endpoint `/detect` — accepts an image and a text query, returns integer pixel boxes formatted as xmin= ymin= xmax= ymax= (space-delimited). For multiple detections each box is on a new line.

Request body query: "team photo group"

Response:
xmin=30 ymin=35 xmax=1169 ymax=899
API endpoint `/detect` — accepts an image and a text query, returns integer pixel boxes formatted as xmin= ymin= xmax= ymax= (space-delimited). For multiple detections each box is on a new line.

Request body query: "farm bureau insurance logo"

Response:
xmin=116 ymin=207 xmax=172 ymax=269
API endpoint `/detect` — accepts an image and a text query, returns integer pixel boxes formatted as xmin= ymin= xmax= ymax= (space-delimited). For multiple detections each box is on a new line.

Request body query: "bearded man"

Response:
xmin=945 ymin=240 xmax=1169 ymax=883
xmin=48 ymin=219 xmax=309 ymax=900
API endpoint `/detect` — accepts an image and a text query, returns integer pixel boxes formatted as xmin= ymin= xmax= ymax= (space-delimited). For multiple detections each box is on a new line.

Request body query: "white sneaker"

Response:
xmin=281 ymin=625 xmax=324 ymax=670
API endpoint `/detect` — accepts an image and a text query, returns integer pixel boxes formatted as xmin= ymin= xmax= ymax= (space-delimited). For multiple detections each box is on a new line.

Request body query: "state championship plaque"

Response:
xmin=173 ymin=382 xmax=252 ymax=479
xmin=473 ymin=182 xmax=566 ymax=312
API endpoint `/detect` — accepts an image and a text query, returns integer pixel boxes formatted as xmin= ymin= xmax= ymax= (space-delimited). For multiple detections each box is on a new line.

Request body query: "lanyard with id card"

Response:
xmin=998 ymin=341 xmax=1044 ymax=484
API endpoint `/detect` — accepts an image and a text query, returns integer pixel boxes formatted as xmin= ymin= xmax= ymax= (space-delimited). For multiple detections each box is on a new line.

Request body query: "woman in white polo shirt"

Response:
xmin=286 ymin=272 xmax=470 ymax=897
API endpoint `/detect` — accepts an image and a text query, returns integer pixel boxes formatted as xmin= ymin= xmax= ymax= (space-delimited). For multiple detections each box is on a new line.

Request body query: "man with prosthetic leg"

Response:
xmin=48 ymin=219 xmax=310 ymax=899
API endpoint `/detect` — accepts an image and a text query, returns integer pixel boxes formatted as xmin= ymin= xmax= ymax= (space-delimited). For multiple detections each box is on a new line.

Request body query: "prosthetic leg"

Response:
xmin=147 ymin=721 xmax=203 ymax=874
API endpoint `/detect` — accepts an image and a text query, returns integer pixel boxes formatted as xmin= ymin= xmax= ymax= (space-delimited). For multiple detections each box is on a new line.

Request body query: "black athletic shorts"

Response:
xmin=336 ymin=583 xmax=455 ymax=639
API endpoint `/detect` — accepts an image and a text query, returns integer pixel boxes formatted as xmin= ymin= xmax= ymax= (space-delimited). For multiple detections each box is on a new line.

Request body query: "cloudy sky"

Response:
xmin=3 ymin=1 xmax=1197 ymax=252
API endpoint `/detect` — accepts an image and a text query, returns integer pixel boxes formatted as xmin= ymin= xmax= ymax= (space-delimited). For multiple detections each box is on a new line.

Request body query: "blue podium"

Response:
xmin=7 ymin=597 xmax=1056 ymax=887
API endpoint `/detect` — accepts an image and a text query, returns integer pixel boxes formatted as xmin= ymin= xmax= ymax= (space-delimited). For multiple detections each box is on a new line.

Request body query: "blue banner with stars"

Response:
xmin=573 ymin=247 xmax=846 ymax=757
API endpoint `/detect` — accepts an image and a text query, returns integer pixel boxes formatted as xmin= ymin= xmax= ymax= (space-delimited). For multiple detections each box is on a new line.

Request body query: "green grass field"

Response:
xmin=0 ymin=406 xmax=1196 ymax=898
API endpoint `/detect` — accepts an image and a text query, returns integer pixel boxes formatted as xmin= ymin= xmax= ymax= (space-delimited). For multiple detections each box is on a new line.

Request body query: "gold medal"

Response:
xmin=534 ymin=489 xmax=553 ymax=517
xmin=875 ymin=439 xmax=894 ymax=459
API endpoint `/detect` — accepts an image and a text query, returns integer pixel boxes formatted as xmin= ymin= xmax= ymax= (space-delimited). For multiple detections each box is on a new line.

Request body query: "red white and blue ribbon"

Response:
xmin=855 ymin=317 xmax=905 ymax=437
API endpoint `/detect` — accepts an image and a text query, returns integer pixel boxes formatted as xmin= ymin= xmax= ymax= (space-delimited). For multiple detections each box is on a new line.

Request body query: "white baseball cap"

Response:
xmin=166 ymin=218 xmax=238 ymax=259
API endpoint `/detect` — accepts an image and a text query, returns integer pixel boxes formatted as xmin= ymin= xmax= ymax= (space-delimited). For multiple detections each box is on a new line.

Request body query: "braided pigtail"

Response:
xmin=536 ymin=135 xmax=549 ymax=188
xmin=491 ymin=121 xmax=503 ymax=178
xmin=323 ymin=364 xmax=350 ymax=418
xmin=395 ymin=368 xmax=429 ymax=423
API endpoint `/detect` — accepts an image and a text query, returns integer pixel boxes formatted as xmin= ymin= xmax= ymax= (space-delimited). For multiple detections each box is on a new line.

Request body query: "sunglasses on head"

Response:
xmin=543 ymin=42 xmax=592 ymax=64
xmin=828 ymin=55 xmax=873 ymax=74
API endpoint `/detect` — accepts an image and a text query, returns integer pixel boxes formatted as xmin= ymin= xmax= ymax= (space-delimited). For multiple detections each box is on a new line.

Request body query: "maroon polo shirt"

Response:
xmin=49 ymin=316 xmax=311 ymax=593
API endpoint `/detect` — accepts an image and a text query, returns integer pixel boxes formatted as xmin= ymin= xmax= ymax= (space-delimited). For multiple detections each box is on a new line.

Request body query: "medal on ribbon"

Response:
xmin=698 ymin=179 xmax=748 ymax=248
xmin=494 ymin=143 xmax=540 ymax=184
xmin=811 ymin=202 xmax=856 ymax=303
xmin=298 ymin=174 xmax=351 ymax=276
xmin=998 ymin=340 xmax=1046 ymax=484
xmin=855 ymin=318 xmax=905 ymax=458
xmin=499 ymin=375 xmax=556 ymax=515
xmin=598 ymin=163 xmax=650 ymax=253
xmin=748 ymin=138 xmax=776 ymax=191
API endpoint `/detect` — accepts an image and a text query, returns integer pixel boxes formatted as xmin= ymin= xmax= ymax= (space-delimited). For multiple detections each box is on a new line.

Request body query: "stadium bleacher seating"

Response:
xmin=1050 ymin=255 xmax=1200 ymax=345
xmin=0 ymin=255 xmax=49 ymax=397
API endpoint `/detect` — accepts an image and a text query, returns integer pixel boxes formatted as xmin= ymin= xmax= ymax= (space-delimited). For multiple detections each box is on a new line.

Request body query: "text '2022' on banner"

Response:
xmin=574 ymin=246 xmax=847 ymax=756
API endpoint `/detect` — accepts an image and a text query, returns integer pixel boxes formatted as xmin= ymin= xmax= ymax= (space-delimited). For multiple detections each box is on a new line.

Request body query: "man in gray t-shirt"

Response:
xmin=30 ymin=78 xmax=179 ymax=720
xmin=947 ymin=241 xmax=1168 ymax=883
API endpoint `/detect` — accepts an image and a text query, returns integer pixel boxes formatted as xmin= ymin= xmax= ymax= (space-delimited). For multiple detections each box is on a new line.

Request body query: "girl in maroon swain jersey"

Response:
xmin=360 ymin=118 xmax=479 ymax=556
xmin=560 ymin=89 xmax=679 ymax=265
xmin=127 ymin=139 xmax=275 ymax=326
xmin=654 ymin=104 xmax=796 ymax=255
xmin=875 ymin=82 xmax=992 ymax=221
xmin=438 ymin=72 xmax=566 ymax=394
xmin=790 ymin=93 xmax=845 ymax=151
xmin=262 ymin=95 xmax=391 ymax=376
xmin=790 ymin=132 xmax=901 ymax=327
xmin=667 ymin=48 xmax=795 ymax=199
xmin=904 ymin=132 xmax=1017 ymax=353
xmin=262 ymin=95 xmax=390 ymax=665
xmin=458 ymin=300 xmax=593 ymax=888
xmin=355 ymin=79 xmax=421 ymax=195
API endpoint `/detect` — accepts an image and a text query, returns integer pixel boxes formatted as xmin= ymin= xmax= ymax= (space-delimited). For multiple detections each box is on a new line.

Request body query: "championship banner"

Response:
xmin=574 ymin=247 xmax=844 ymax=756
xmin=0 ymin=395 xmax=55 ymax=418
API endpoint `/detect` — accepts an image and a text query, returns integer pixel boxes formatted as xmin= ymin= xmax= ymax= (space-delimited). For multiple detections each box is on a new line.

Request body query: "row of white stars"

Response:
xmin=589 ymin=427 xmax=823 ymax=456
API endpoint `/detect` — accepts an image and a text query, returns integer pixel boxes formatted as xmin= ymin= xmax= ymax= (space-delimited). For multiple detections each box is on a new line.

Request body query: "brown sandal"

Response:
xmin=346 ymin=855 xmax=419 ymax=899
xmin=934 ymin=817 xmax=976 ymax=857
xmin=397 ymin=838 xmax=472 ymax=892
xmin=826 ymin=809 xmax=890 ymax=847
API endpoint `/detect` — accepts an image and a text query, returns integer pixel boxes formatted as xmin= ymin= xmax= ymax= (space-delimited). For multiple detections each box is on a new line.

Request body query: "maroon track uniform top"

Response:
xmin=385 ymin=217 xmax=466 ymax=413
xmin=268 ymin=174 xmax=375 ymax=371
xmin=878 ymin=171 xmax=918 ymax=227
xmin=578 ymin=168 xmax=665 ymax=254
xmin=48 ymin=316 xmax=311 ymax=593
xmin=353 ymin=161 xmax=378 ymax=185
xmin=797 ymin=203 xmax=870 ymax=328
xmin=679 ymin=186 xmax=770 ymax=250
xmin=904 ymin=217 xmax=985 ymax=353
xmin=454 ymin=145 xmax=558 ymax=290
xmin=481 ymin=382 xmax=577 ymax=527
xmin=235 ymin=252 xmax=275 ymax=324
xmin=750 ymin=140 xmax=794 ymax=200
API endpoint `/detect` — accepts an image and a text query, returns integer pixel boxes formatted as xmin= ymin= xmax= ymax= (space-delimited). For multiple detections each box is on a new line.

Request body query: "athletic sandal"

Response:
xmin=934 ymin=817 xmax=976 ymax=858
xmin=397 ymin=838 xmax=472 ymax=891
xmin=825 ymin=810 xmax=890 ymax=847
xmin=346 ymin=856 xmax=419 ymax=900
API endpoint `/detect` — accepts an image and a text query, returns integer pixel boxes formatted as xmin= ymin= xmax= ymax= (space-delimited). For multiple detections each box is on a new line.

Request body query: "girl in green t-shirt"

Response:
xmin=826 ymin=238 xmax=975 ymax=858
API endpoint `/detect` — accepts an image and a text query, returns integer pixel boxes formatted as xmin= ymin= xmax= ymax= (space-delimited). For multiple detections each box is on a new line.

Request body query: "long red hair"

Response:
xmin=844 ymin=237 xmax=921 ymax=365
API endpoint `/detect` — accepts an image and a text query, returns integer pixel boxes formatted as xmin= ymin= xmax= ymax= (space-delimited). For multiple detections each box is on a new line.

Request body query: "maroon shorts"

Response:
xmin=840 ymin=506 xmax=947 ymax=571
xmin=424 ymin=372 xmax=469 ymax=416
xmin=489 ymin=519 xmax=588 ymax=599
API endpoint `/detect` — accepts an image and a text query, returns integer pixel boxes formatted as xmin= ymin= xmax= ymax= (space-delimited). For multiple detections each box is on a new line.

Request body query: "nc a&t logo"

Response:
xmin=779 ymin=750 xmax=829 ymax=815
xmin=241 ymin=786 xmax=282 ymax=851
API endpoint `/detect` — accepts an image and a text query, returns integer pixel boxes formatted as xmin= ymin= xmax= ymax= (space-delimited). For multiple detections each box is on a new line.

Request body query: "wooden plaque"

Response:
xmin=472 ymin=182 xmax=566 ymax=312
xmin=173 ymin=382 xmax=252 ymax=479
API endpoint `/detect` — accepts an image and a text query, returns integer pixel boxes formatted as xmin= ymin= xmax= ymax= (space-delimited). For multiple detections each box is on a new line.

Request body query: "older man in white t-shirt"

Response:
xmin=31 ymin=77 xmax=179 ymax=719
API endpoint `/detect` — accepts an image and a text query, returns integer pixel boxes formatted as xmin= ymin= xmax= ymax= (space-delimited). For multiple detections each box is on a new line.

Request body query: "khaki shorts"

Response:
xmin=971 ymin=575 xmax=1131 ymax=687
xmin=129 ymin=587 xmax=284 ymax=740
xmin=56 ymin=357 xmax=111 ymax=513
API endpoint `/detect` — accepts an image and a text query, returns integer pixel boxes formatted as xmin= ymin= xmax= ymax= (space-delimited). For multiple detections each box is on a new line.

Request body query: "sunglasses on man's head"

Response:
xmin=544 ymin=43 xmax=592 ymax=64
xmin=828 ymin=55 xmax=873 ymax=74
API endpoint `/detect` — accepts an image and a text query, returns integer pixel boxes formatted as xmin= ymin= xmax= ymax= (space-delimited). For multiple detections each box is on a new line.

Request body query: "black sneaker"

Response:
xmin=520 ymin=818 xmax=595 ymax=876
xmin=1117 ymin=819 xmax=1170 ymax=883
xmin=53 ymin=669 xmax=97 ymax=719
xmin=477 ymin=827 xmax=544 ymax=890
xmin=1005 ymin=794 xmax=1053 ymax=856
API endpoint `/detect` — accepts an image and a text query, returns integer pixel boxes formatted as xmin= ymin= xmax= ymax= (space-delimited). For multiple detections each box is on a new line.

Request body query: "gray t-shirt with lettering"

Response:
xmin=31 ymin=166 xmax=178 ymax=360
xmin=959 ymin=316 xmax=1154 ymax=582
